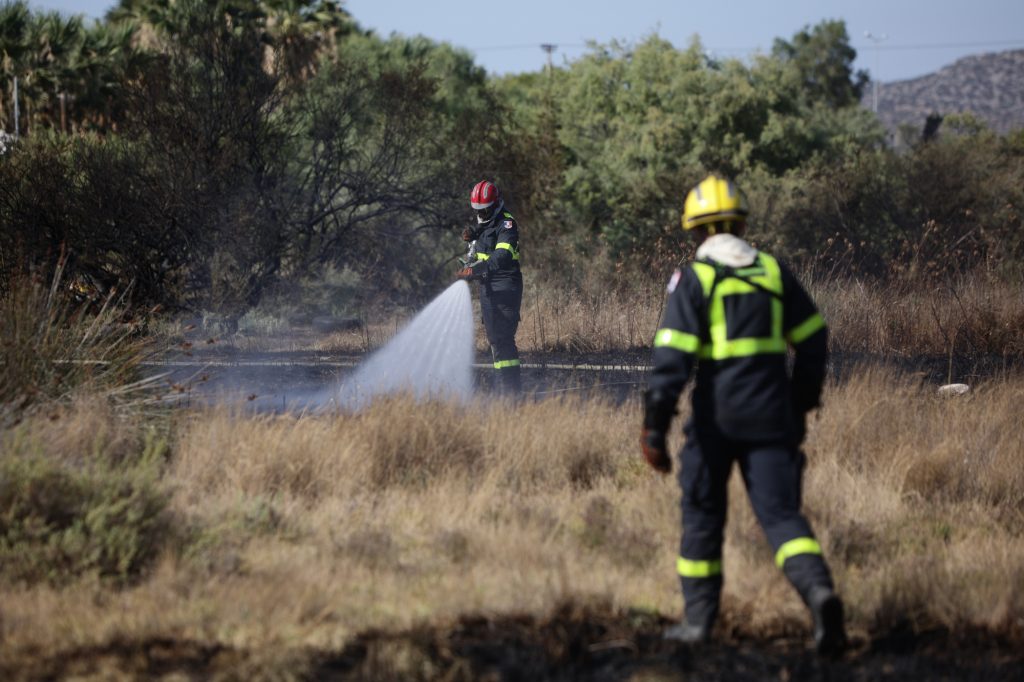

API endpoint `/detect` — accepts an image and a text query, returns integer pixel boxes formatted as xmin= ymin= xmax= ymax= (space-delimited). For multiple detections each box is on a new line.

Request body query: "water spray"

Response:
xmin=300 ymin=280 xmax=475 ymax=411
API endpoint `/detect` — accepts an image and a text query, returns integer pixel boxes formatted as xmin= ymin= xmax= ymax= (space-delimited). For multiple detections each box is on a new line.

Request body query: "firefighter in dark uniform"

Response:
xmin=641 ymin=175 xmax=846 ymax=656
xmin=456 ymin=180 xmax=523 ymax=395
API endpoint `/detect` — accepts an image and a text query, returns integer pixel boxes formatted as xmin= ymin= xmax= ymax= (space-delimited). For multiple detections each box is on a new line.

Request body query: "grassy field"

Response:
xmin=2 ymin=368 xmax=1023 ymax=678
xmin=2 ymin=269 xmax=1023 ymax=678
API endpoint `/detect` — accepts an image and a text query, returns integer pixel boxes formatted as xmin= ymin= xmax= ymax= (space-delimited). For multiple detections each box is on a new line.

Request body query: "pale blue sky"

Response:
xmin=29 ymin=0 xmax=1024 ymax=83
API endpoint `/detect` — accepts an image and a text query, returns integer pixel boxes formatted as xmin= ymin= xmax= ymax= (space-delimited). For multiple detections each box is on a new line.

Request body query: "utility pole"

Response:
xmin=864 ymin=31 xmax=888 ymax=113
xmin=540 ymin=43 xmax=556 ymax=77
xmin=13 ymin=76 xmax=19 ymax=139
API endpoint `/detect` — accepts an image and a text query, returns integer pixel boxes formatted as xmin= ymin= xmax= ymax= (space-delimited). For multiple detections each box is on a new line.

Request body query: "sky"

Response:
xmin=29 ymin=0 xmax=1024 ymax=84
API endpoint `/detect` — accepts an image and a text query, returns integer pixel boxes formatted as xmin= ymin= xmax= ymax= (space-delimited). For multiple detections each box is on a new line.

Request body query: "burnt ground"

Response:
xmin=3 ymin=604 xmax=1022 ymax=681
xmin=151 ymin=347 xmax=1024 ymax=412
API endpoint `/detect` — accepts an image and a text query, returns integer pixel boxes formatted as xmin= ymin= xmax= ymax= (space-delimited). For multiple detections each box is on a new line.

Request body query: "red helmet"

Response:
xmin=470 ymin=180 xmax=503 ymax=223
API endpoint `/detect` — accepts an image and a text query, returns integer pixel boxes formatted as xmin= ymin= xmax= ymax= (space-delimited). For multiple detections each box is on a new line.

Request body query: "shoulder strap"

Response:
xmin=696 ymin=256 xmax=783 ymax=302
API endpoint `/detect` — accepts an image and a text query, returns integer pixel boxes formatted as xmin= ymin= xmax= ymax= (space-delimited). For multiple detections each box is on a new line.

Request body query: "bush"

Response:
xmin=0 ymin=428 xmax=170 ymax=585
xmin=0 ymin=264 xmax=157 ymax=426
xmin=749 ymin=131 xmax=1024 ymax=280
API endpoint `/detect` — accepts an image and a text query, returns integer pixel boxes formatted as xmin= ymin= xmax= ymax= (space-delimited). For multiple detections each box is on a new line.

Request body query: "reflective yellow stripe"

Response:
xmin=697 ymin=337 xmax=787 ymax=360
xmin=787 ymin=313 xmax=826 ymax=344
xmin=692 ymin=261 xmax=717 ymax=296
xmin=774 ymin=537 xmax=822 ymax=568
xmin=495 ymin=242 xmax=520 ymax=261
xmin=476 ymin=253 xmax=489 ymax=261
xmin=494 ymin=359 xmax=520 ymax=369
xmin=692 ymin=253 xmax=786 ymax=360
xmin=654 ymin=328 xmax=700 ymax=353
xmin=677 ymin=556 xmax=723 ymax=578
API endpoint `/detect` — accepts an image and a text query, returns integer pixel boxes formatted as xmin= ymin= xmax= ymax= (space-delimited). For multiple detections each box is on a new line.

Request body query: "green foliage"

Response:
xmin=0 ymin=133 xmax=183 ymax=304
xmin=748 ymin=129 xmax=1024 ymax=280
xmin=0 ymin=1 xmax=143 ymax=134
xmin=4 ymin=1 xmax=513 ymax=315
xmin=3 ymin=5 xmax=1023 ymax=320
xmin=771 ymin=19 xmax=868 ymax=108
xmin=515 ymin=28 xmax=884 ymax=263
xmin=0 ymin=428 xmax=170 ymax=585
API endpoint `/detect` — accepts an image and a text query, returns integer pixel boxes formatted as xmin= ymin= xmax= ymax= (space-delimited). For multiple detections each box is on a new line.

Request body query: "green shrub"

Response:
xmin=0 ymin=430 xmax=170 ymax=585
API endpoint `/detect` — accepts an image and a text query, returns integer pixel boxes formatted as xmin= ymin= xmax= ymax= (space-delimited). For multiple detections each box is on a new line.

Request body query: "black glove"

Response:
xmin=642 ymin=388 xmax=677 ymax=474
xmin=640 ymin=428 xmax=671 ymax=474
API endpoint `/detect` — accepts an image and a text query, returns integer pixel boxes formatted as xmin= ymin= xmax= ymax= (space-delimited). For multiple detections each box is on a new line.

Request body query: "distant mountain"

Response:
xmin=867 ymin=48 xmax=1024 ymax=140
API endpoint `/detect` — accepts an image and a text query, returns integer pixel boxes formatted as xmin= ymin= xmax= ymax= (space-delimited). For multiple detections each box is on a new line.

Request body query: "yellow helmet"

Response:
xmin=682 ymin=175 xmax=749 ymax=231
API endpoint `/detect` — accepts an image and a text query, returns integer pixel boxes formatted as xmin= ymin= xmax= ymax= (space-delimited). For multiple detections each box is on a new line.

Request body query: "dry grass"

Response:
xmin=812 ymin=275 xmax=1024 ymax=359
xmin=0 ymin=266 xmax=161 ymax=427
xmin=221 ymin=280 xmax=666 ymax=355
xmin=1 ymin=370 xmax=1023 ymax=674
xmin=216 ymin=273 xmax=1024 ymax=363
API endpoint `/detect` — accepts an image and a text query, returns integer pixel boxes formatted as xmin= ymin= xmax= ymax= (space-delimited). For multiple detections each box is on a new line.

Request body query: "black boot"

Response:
xmin=499 ymin=364 xmax=521 ymax=396
xmin=808 ymin=586 xmax=847 ymax=657
xmin=664 ymin=598 xmax=717 ymax=644
xmin=663 ymin=617 xmax=712 ymax=644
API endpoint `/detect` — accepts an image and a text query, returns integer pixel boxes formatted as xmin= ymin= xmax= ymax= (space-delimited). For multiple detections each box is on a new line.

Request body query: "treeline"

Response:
xmin=1 ymin=0 xmax=1022 ymax=324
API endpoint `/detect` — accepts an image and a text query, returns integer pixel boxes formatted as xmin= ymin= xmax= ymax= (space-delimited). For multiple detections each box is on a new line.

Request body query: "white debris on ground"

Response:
xmin=937 ymin=383 xmax=970 ymax=396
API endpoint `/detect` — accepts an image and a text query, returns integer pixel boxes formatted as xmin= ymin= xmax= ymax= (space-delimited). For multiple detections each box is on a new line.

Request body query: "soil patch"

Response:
xmin=6 ymin=605 xmax=1021 ymax=681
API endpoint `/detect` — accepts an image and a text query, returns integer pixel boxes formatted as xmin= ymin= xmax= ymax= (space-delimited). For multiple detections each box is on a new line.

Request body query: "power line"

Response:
xmin=863 ymin=38 xmax=1024 ymax=51
xmin=470 ymin=43 xmax=587 ymax=52
xmin=468 ymin=38 xmax=1024 ymax=54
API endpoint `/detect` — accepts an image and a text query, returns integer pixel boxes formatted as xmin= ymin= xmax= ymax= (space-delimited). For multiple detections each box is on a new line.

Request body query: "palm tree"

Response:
xmin=0 ymin=1 xmax=30 ymax=132
xmin=71 ymin=20 xmax=140 ymax=131
xmin=18 ymin=10 xmax=86 ymax=133
xmin=262 ymin=0 xmax=355 ymax=81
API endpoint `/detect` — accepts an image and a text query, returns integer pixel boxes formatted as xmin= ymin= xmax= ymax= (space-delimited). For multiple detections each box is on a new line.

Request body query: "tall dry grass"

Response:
xmin=228 ymin=271 xmax=1024 ymax=364
xmin=812 ymin=275 xmax=1024 ymax=360
xmin=0 ymin=265 xmax=161 ymax=426
xmin=1 ymin=371 xmax=1022 ymax=673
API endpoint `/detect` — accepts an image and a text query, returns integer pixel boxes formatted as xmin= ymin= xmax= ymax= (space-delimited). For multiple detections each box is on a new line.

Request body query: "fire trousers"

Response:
xmin=480 ymin=287 xmax=522 ymax=394
xmin=676 ymin=418 xmax=834 ymax=627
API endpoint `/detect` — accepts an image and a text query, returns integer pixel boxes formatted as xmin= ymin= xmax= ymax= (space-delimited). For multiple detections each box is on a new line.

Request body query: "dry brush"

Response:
xmin=1 ymin=371 xmax=1023 ymax=674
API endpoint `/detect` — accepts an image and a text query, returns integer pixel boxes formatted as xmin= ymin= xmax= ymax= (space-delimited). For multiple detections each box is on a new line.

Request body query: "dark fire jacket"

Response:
xmin=647 ymin=237 xmax=827 ymax=441
xmin=472 ymin=209 xmax=522 ymax=294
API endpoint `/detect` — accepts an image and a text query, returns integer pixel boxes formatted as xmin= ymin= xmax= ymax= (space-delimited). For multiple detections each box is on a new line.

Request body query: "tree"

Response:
xmin=0 ymin=1 xmax=29 ymax=131
xmin=546 ymin=33 xmax=875 ymax=261
xmin=121 ymin=0 xmax=290 ymax=316
xmin=771 ymin=19 xmax=868 ymax=109
xmin=279 ymin=33 xmax=512 ymax=295
xmin=261 ymin=0 xmax=356 ymax=81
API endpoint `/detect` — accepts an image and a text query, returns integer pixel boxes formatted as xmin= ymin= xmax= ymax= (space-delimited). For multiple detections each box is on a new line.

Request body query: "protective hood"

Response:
xmin=695 ymin=233 xmax=758 ymax=268
xmin=477 ymin=199 xmax=504 ymax=224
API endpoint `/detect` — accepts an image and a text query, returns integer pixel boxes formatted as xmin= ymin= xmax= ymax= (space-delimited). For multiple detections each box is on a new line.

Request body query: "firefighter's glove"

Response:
xmin=641 ymin=428 xmax=671 ymax=474
xmin=455 ymin=265 xmax=482 ymax=281
xmin=456 ymin=261 xmax=485 ymax=281
xmin=462 ymin=227 xmax=475 ymax=242
xmin=642 ymin=388 xmax=677 ymax=474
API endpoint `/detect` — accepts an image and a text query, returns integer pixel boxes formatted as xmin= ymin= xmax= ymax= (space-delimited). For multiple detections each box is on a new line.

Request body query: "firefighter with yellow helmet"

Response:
xmin=641 ymin=174 xmax=846 ymax=656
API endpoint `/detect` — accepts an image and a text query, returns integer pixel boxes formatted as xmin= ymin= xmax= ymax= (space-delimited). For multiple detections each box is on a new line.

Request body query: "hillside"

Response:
xmin=870 ymin=48 xmax=1024 ymax=138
